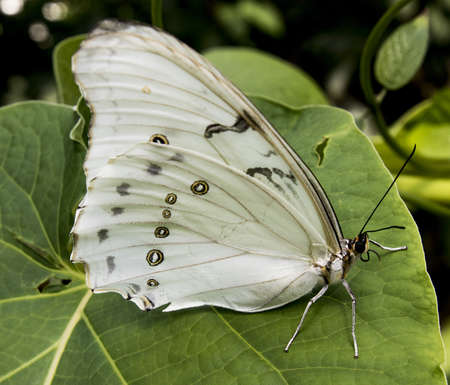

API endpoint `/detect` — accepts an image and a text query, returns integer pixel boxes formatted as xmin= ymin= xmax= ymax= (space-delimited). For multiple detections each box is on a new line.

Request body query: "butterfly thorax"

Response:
xmin=317 ymin=234 xmax=369 ymax=285
xmin=313 ymin=253 xmax=345 ymax=285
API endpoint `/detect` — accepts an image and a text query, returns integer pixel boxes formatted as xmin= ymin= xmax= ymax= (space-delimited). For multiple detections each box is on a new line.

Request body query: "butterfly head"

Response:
xmin=351 ymin=232 xmax=383 ymax=263
xmin=350 ymin=232 xmax=369 ymax=257
xmin=338 ymin=233 xmax=369 ymax=278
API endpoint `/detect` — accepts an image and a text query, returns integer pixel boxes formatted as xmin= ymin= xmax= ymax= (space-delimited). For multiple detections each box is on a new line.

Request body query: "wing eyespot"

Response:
xmin=147 ymin=278 xmax=159 ymax=287
xmin=165 ymin=193 xmax=177 ymax=204
xmin=191 ymin=180 xmax=209 ymax=195
xmin=154 ymin=226 xmax=169 ymax=238
xmin=162 ymin=209 xmax=171 ymax=218
xmin=146 ymin=249 xmax=164 ymax=266
xmin=150 ymin=134 xmax=169 ymax=144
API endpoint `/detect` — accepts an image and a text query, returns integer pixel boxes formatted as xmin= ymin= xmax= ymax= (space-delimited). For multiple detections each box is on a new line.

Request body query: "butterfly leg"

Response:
xmin=284 ymin=284 xmax=329 ymax=352
xmin=342 ymin=279 xmax=359 ymax=358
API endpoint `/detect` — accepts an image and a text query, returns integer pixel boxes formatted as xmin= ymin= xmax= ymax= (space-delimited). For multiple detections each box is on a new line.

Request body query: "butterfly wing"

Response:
xmin=73 ymin=143 xmax=326 ymax=311
xmin=71 ymin=20 xmax=342 ymax=311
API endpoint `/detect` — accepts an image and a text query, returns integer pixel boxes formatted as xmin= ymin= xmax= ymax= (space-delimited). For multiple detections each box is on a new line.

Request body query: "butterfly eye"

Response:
xmin=165 ymin=193 xmax=177 ymax=204
xmin=147 ymin=279 xmax=159 ymax=287
xmin=354 ymin=241 xmax=366 ymax=254
xmin=150 ymin=133 xmax=169 ymax=144
xmin=146 ymin=249 xmax=164 ymax=266
xmin=191 ymin=180 xmax=209 ymax=195
xmin=154 ymin=226 xmax=169 ymax=238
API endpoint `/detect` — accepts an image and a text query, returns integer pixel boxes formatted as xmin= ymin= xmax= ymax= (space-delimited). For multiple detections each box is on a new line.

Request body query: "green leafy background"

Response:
xmin=0 ymin=46 xmax=445 ymax=384
xmin=373 ymin=87 xmax=450 ymax=215
xmin=205 ymin=48 xmax=328 ymax=107
xmin=375 ymin=13 xmax=429 ymax=91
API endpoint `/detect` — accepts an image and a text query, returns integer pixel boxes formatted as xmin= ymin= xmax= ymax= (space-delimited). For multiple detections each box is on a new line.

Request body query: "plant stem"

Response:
xmin=151 ymin=0 xmax=164 ymax=29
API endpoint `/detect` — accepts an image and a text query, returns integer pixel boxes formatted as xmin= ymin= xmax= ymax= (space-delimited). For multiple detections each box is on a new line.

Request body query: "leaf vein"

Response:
xmin=211 ymin=306 xmax=289 ymax=385
xmin=43 ymin=290 xmax=92 ymax=385
xmin=0 ymin=167 xmax=58 ymax=259
xmin=0 ymin=285 xmax=86 ymax=305
xmin=0 ymin=342 xmax=57 ymax=382
xmin=82 ymin=313 xmax=128 ymax=385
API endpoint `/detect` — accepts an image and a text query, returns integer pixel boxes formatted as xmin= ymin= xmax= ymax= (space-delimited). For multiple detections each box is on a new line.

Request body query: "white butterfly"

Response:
xmin=70 ymin=20 xmax=407 ymax=358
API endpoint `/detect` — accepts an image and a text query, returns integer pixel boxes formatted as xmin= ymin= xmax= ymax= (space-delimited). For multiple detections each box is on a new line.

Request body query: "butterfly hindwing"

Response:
xmin=72 ymin=143 xmax=324 ymax=311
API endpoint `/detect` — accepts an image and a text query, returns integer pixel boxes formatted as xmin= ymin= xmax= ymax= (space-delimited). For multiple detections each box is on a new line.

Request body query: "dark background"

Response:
xmin=1 ymin=0 xmax=449 ymax=331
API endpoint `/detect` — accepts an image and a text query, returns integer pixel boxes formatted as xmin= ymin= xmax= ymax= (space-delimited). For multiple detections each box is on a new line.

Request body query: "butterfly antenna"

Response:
xmin=365 ymin=225 xmax=405 ymax=233
xmin=358 ymin=145 xmax=416 ymax=235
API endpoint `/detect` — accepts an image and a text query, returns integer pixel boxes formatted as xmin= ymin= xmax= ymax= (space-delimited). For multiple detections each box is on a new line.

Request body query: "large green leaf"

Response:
xmin=205 ymin=48 xmax=328 ymax=108
xmin=0 ymin=102 xmax=85 ymax=270
xmin=0 ymin=96 xmax=444 ymax=383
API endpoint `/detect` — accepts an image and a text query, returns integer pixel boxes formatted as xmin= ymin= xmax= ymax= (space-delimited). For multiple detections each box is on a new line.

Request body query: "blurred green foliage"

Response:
xmin=375 ymin=13 xmax=429 ymax=90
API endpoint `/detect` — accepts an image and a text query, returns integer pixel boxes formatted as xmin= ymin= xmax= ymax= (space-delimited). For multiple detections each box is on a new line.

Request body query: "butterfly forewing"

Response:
xmin=71 ymin=20 xmax=341 ymax=312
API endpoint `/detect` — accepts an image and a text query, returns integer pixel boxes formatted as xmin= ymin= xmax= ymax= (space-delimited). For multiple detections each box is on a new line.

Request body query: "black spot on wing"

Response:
xmin=246 ymin=167 xmax=283 ymax=192
xmin=97 ymin=229 xmax=109 ymax=243
xmin=111 ymin=207 xmax=124 ymax=216
xmin=247 ymin=167 xmax=272 ymax=179
xmin=116 ymin=183 xmax=130 ymax=196
xmin=204 ymin=123 xmax=223 ymax=138
xmin=233 ymin=116 xmax=249 ymax=131
xmin=106 ymin=256 xmax=115 ymax=274
xmin=147 ymin=163 xmax=162 ymax=175
xmin=263 ymin=150 xmax=277 ymax=157
xmin=204 ymin=116 xmax=250 ymax=138
xmin=272 ymin=168 xmax=297 ymax=184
